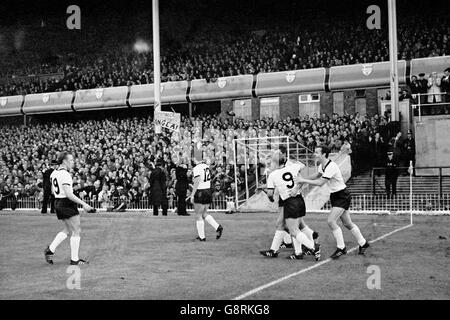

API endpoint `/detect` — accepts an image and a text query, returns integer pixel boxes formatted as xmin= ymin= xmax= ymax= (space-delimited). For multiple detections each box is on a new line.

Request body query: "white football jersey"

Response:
xmin=50 ymin=168 xmax=73 ymax=198
xmin=193 ymin=163 xmax=211 ymax=190
xmin=318 ymin=160 xmax=346 ymax=193
xmin=267 ymin=162 xmax=305 ymax=200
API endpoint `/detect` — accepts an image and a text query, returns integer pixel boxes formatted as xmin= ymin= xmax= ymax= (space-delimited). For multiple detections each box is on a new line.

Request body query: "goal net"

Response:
xmin=232 ymin=136 xmax=315 ymax=210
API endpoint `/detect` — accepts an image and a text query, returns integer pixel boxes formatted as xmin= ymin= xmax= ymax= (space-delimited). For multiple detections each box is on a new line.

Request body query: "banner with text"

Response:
xmin=154 ymin=111 xmax=181 ymax=132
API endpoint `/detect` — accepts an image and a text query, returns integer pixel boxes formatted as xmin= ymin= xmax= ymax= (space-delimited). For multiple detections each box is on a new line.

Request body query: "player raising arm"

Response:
xmin=44 ymin=152 xmax=95 ymax=265
xmin=295 ymin=145 xmax=370 ymax=259
xmin=190 ymin=159 xmax=223 ymax=241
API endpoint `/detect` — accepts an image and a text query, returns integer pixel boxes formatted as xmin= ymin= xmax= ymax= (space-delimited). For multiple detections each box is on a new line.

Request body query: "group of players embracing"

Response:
xmin=260 ymin=145 xmax=370 ymax=261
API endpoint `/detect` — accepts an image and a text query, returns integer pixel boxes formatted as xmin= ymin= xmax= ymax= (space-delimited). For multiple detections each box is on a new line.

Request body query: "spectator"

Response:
xmin=167 ymin=187 xmax=176 ymax=209
xmin=150 ymin=159 xmax=168 ymax=216
xmin=113 ymin=186 xmax=127 ymax=212
xmin=385 ymin=150 xmax=399 ymax=198
xmin=409 ymin=75 xmax=421 ymax=104
xmin=90 ymin=180 xmax=102 ymax=200
xmin=141 ymin=176 xmax=150 ymax=200
xmin=441 ymin=68 xmax=450 ymax=108
xmin=98 ymin=184 xmax=111 ymax=209
xmin=391 ymin=131 xmax=403 ymax=166
xmin=175 ymin=159 xmax=189 ymax=216
xmin=0 ymin=185 xmax=16 ymax=210
xmin=403 ymin=130 xmax=416 ymax=174
xmin=417 ymin=73 xmax=429 ymax=105
xmin=369 ymin=132 xmax=386 ymax=173
xmin=427 ymin=72 xmax=442 ymax=112
xmin=109 ymin=183 xmax=119 ymax=205
xmin=212 ymin=182 xmax=225 ymax=201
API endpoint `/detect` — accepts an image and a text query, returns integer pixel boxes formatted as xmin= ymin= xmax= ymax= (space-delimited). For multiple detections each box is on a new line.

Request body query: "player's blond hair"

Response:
xmin=269 ymin=150 xmax=286 ymax=171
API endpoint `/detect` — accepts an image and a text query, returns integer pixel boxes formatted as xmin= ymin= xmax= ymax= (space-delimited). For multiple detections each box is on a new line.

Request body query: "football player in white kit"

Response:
xmin=260 ymin=150 xmax=320 ymax=260
xmin=274 ymin=146 xmax=319 ymax=253
xmin=295 ymin=145 xmax=370 ymax=259
xmin=190 ymin=159 xmax=223 ymax=241
xmin=44 ymin=152 xmax=94 ymax=265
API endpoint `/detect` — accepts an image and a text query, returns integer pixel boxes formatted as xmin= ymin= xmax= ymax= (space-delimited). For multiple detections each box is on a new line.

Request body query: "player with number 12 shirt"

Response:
xmin=190 ymin=159 xmax=223 ymax=241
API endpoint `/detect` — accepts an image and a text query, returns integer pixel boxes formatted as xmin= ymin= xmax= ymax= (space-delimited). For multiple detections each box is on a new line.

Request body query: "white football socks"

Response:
xmin=292 ymin=237 xmax=302 ymax=255
xmin=70 ymin=236 xmax=81 ymax=261
xmin=301 ymin=226 xmax=314 ymax=242
xmin=196 ymin=220 xmax=205 ymax=239
xmin=205 ymin=215 xmax=219 ymax=230
xmin=270 ymin=230 xmax=286 ymax=251
xmin=332 ymin=227 xmax=346 ymax=249
xmin=283 ymin=232 xmax=292 ymax=244
xmin=296 ymin=231 xmax=314 ymax=250
xmin=49 ymin=231 xmax=68 ymax=253
xmin=350 ymin=225 xmax=366 ymax=246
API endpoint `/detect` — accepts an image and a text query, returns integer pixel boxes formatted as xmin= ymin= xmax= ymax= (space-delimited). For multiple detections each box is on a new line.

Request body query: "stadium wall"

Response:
xmin=220 ymin=88 xmax=379 ymax=121
xmin=414 ymin=115 xmax=450 ymax=175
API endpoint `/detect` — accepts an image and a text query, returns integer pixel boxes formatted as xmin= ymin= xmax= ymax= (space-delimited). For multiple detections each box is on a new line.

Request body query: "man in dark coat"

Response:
xmin=0 ymin=185 xmax=15 ymax=210
xmin=150 ymin=159 xmax=168 ymax=216
xmin=403 ymin=130 xmax=416 ymax=175
xmin=175 ymin=158 xmax=189 ymax=216
xmin=41 ymin=161 xmax=58 ymax=214
xmin=441 ymin=68 xmax=450 ymax=111
xmin=409 ymin=75 xmax=421 ymax=107
xmin=385 ymin=150 xmax=399 ymax=197
xmin=417 ymin=73 xmax=428 ymax=106
xmin=370 ymin=132 xmax=386 ymax=175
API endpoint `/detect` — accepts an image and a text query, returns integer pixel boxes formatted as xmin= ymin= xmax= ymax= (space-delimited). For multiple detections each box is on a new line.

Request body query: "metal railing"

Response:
xmin=310 ymin=193 xmax=450 ymax=214
xmin=2 ymin=193 xmax=449 ymax=215
xmin=411 ymin=92 xmax=449 ymax=121
xmin=0 ymin=195 xmax=234 ymax=212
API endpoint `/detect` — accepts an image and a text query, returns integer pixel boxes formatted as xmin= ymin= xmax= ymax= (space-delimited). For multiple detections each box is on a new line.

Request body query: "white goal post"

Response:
xmin=232 ymin=136 xmax=315 ymax=209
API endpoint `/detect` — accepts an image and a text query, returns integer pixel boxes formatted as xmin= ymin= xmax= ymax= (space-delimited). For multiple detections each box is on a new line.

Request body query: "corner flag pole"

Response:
xmin=409 ymin=160 xmax=414 ymax=225
xmin=388 ymin=0 xmax=399 ymax=122
xmin=153 ymin=0 xmax=162 ymax=134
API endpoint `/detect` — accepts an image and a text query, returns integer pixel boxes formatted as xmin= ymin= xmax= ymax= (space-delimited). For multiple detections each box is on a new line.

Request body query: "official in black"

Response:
xmin=175 ymin=159 xmax=189 ymax=216
xmin=385 ymin=151 xmax=399 ymax=197
xmin=403 ymin=130 xmax=416 ymax=175
xmin=41 ymin=161 xmax=58 ymax=214
xmin=150 ymin=159 xmax=168 ymax=216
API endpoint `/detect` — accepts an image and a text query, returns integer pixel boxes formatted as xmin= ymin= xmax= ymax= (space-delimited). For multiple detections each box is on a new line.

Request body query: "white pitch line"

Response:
xmin=233 ymin=223 xmax=413 ymax=300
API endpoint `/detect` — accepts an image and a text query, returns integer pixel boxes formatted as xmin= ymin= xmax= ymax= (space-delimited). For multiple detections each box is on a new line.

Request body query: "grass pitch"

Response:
xmin=0 ymin=210 xmax=448 ymax=300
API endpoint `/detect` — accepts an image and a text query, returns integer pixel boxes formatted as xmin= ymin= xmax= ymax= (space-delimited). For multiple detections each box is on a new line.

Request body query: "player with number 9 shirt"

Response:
xmin=261 ymin=150 xmax=320 ymax=260
xmin=44 ymin=151 xmax=94 ymax=266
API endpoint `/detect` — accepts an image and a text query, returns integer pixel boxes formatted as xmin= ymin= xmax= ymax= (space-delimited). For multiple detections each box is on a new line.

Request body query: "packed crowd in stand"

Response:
xmin=0 ymin=110 xmax=416 ymax=210
xmin=0 ymin=7 xmax=448 ymax=96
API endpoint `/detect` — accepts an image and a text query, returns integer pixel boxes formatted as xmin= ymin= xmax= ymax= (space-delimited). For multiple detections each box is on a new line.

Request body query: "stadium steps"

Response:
xmin=347 ymin=173 xmax=450 ymax=194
